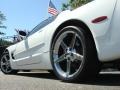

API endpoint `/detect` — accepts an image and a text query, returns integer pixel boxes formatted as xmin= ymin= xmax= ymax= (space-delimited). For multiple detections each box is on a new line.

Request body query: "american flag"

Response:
xmin=48 ymin=0 xmax=59 ymax=15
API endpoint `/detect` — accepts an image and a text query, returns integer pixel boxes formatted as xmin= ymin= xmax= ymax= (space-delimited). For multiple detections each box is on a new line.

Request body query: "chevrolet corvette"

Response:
xmin=1 ymin=0 xmax=120 ymax=81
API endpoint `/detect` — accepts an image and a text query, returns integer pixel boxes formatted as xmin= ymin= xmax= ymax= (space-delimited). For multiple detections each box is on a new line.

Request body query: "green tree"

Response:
xmin=62 ymin=3 xmax=70 ymax=11
xmin=0 ymin=39 xmax=13 ymax=46
xmin=62 ymin=0 xmax=92 ymax=10
xmin=0 ymin=11 xmax=6 ymax=35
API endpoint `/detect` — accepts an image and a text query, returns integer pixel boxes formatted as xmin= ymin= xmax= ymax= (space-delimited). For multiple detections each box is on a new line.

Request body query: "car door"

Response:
xmin=13 ymin=17 xmax=56 ymax=66
xmin=14 ymin=29 xmax=45 ymax=66
xmin=13 ymin=39 xmax=30 ymax=65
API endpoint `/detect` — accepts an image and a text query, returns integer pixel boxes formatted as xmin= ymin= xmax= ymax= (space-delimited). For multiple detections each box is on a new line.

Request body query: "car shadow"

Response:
xmin=16 ymin=71 xmax=120 ymax=86
xmin=17 ymin=71 xmax=58 ymax=80
xmin=74 ymin=72 xmax=120 ymax=86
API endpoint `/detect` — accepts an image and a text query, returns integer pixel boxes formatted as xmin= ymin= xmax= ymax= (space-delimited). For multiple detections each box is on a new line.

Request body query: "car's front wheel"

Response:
xmin=0 ymin=52 xmax=18 ymax=74
xmin=51 ymin=26 xmax=100 ymax=82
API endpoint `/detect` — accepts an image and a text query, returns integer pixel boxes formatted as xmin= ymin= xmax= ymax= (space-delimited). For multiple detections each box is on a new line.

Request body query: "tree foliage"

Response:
xmin=0 ymin=39 xmax=13 ymax=46
xmin=62 ymin=0 xmax=92 ymax=11
xmin=0 ymin=11 xmax=6 ymax=35
xmin=0 ymin=11 xmax=9 ymax=47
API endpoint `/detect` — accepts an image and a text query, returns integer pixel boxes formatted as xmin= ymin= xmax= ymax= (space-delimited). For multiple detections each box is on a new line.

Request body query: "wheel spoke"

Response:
xmin=5 ymin=67 xmax=9 ymax=72
xmin=69 ymin=33 xmax=77 ymax=48
xmin=1 ymin=61 xmax=6 ymax=66
xmin=54 ymin=54 xmax=66 ymax=63
xmin=4 ymin=55 xmax=8 ymax=62
xmin=66 ymin=60 xmax=71 ymax=77
xmin=6 ymin=64 xmax=11 ymax=72
xmin=61 ymin=41 xmax=68 ymax=50
xmin=73 ymin=52 xmax=83 ymax=61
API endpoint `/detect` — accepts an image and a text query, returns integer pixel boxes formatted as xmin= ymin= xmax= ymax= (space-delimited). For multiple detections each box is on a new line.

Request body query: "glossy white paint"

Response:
xmin=7 ymin=0 xmax=120 ymax=70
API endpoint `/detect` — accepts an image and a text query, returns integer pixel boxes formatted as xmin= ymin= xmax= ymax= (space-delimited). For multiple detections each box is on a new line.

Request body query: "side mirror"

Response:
xmin=19 ymin=31 xmax=27 ymax=36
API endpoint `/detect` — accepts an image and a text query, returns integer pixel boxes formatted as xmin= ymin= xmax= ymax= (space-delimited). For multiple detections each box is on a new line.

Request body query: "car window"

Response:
xmin=27 ymin=15 xmax=57 ymax=37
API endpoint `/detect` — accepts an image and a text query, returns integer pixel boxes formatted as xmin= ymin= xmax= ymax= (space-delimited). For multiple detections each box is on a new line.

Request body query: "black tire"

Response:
xmin=0 ymin=52 xmax=18 ymax=74
xmin=50 ymin=26 xmax=101 ymax=82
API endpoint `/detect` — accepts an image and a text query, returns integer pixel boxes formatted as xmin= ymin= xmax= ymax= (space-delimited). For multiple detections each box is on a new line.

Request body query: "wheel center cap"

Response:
xmin=66 ymin=48 xmax=70 ymax=53
xmin=66 ymin=48 xmax=74 ymax=60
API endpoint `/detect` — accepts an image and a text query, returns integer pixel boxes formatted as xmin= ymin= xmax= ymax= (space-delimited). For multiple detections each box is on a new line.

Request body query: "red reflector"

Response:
xmin=92 ymin=16 xmax=108 ymax=23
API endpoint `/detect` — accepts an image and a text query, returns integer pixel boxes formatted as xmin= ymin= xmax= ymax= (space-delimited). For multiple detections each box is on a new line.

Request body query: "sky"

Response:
xmin=0 ymin=0 xmax=67 ymax=37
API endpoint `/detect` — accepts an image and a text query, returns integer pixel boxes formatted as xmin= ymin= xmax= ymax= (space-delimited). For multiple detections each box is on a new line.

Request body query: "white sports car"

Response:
xmin=1 ymin=0 xmax=120 ymax=81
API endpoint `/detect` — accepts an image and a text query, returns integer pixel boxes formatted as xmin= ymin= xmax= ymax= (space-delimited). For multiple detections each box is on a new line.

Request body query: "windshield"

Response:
xmin=28 ymin=15 xmax=57 ymax=36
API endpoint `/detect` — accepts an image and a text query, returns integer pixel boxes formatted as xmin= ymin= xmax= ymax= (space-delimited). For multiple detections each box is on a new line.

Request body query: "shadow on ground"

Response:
xmin=82 ymin=73 xmax=120 ymax=86
xmin=17 ymin=71 xmax=120 ymax=86
xmin=17 ymin=71 xmax=58 ymax=80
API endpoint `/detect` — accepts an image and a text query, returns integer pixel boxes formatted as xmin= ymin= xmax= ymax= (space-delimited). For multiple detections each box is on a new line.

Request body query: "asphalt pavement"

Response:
xmin=0 ymin=71 xmax=120 ymax=90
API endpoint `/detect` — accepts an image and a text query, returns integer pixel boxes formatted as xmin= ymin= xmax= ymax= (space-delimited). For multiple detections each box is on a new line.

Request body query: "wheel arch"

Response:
xmin=51 ymin=19 xmax=98 ymax=59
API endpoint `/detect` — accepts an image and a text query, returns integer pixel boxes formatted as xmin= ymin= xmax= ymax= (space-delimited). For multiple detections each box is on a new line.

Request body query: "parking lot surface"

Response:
xmin=0 ymin=71 xmax=120 ymax=90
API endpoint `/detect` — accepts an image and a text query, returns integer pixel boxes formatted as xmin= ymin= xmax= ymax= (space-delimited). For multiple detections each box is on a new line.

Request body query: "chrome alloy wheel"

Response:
xmin=52 ymin=30 xmax=84 ymax=78
xmin=0 ymin=53 xmax=12 ymax=73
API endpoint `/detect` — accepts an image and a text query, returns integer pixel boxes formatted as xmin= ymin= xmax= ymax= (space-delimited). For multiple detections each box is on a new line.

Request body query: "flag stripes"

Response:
xmin=48 ymin=0 xmax=59 ymax=15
